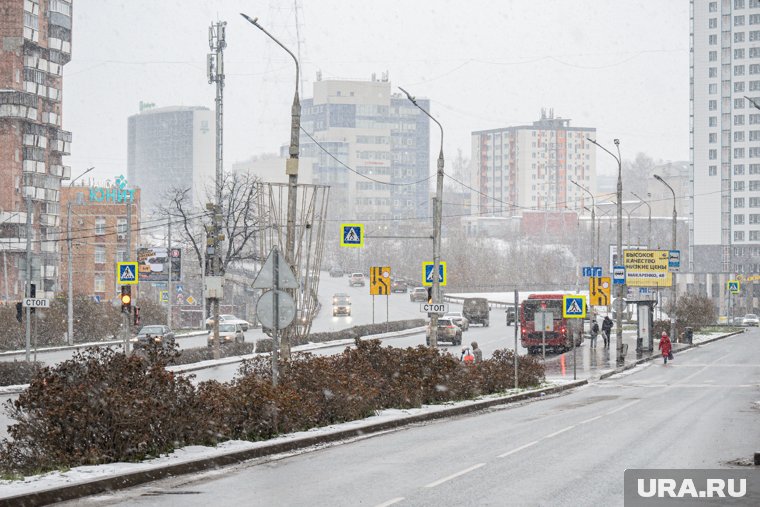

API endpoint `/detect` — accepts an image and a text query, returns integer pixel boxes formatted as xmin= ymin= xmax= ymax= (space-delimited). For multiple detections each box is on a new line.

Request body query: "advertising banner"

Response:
xmin=623 ymin=249 xmax=672 ymax=287
xmin=136 ymin=247 xmax=181 ymax=282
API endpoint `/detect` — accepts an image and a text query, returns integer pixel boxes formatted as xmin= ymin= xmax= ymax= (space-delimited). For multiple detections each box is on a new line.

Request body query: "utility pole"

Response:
xmin=241 ymin=14 xmax=300 ymax=359
xmin=399 ymin=86 xmax=444 ymax=348
xmin=654 ymin=174 xmax=678 ymax=343
xmin=167 ymin=215 xmax=172 ymax=329
xmin=570 ymin=178 xmax=595 ymax=268
xmin=124 ymin=194 xmax=132 ymax=354
xmin=24 ymin=196 xmax=31 ymax=362
xmin=208 ymin=20 xmax=226 ymax=359
xmin=631 ymin=191 xmax=651 ymax=249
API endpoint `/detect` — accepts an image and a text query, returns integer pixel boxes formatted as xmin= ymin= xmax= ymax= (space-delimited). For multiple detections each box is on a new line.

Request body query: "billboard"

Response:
xmin=623 ymin=249 xmax=672 ymax=287
xmin=136 ymin=247 xmax=181 ymax=282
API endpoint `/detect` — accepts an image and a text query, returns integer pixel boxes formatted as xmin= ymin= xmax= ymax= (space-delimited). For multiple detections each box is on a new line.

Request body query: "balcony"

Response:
xmin=50 ymin=164 xmax=70 ymax=178
xmin=40 ymin=214 xmax=59 ymax=227
xmin=0 ymin=238 xmax=26 ymax=252
xmin=22 ymin=160 xmax=46 ymax=174
xmin=50 ymin=138 xmax=70 ymax=154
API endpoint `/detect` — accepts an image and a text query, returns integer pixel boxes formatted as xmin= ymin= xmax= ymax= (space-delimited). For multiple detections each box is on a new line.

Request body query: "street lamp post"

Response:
xmin=570 ymin=179 xmax=595 ymax=267
xmin=588 ymin=138 xmax=625 ymax=366
xmin=631 ymin=191 xmax=651 ymax=249
xmin=67 ymin=166 xmax=95 ymax=346
xmin=654 ymin=174 xmax=677 ymax=342
xmin=242 ymin=13 xmax=301 ymax=366
xmin=399 ymin=87 xmax=443 ymax=349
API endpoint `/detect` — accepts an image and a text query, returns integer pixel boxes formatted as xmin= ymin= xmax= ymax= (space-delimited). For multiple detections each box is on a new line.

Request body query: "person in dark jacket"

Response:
xmin=471 ymin=341 xmax=483 ymax=363
xmin=601 ymin=316 xmax=613 ymax=349
xmin=658 ymin=331 xmax=672 ymax=364
xmin=590 ymin=320 xmax=600 ymax=348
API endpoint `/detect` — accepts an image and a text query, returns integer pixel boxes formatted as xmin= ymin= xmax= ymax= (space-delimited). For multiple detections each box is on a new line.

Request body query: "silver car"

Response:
xmin=207 ymin=323 xmax=245 ymax=347
xmin=444 ymin=311 xmax=469 ymax=331
xmin=741 ymin=313 xmax=759 ymax=326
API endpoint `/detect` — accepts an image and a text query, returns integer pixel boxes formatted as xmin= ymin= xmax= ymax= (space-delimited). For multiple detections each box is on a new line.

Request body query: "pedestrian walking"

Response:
xmin=471 ymin=341 xmax=483 ymax=363
xmin=658 ymin=331 xmax=673 ymax=365
xmin=590 ymin=320 xmax=600 ymax=348
xmin=601 ymin=316 xmax=613 ymax=349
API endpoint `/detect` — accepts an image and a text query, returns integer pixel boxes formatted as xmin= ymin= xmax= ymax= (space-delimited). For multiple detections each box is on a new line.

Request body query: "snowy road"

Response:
xmin=69 ymin=329 xmax=760 ymax=506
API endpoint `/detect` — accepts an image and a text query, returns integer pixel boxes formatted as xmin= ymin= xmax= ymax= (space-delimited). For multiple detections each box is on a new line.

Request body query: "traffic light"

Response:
xmin=427 ymin=287 xmax=433 ymax=304
xmin=29 ymin=283 xmax=36 ymax=314
xmin=120 ymin=286 xmax=132 ymax=313
xmin=133 ymin=306 xmax=141 ymax=326
xmin=15 ymin=302 xmax=22 ymax=323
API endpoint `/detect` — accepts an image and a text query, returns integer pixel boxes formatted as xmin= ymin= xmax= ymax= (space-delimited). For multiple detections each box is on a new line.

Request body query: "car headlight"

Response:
xmin=129 ymin=337 xmax=138 ymax=343
xmin=154 ymin=337 xmax=162 ymax=342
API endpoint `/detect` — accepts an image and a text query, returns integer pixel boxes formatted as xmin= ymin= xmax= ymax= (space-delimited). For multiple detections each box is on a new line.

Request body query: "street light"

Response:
xmin=241 ymin=13 xmax=301 ymax=381
xmin=654 ymin=173 xmax=677 ymax=342
xmin=399 ymin=86 xmax=444 ymax=349
xmin=588 ymin=137 xmax=625 ymax=366
xmin=67 ymin=166 xmax=95 ymax=346
xmin=631 ymin=191 xmax=652 ymax=249
xmin=570 ymin=179 xmax=595 ymax=267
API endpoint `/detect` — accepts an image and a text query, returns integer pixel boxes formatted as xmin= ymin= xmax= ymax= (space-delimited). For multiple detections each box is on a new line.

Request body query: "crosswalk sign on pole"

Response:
xmin=562 ymin=295 xmax=587 ymax=318
xmin=117 ymin=261 xmax=139 ymax=285
xmin=340 ymin=223 xmax=364 ymax=248
xmin=728 ymin=280 xmax=740 ymax=294
xmin=422 ymin=261 xmax=447 ymax=287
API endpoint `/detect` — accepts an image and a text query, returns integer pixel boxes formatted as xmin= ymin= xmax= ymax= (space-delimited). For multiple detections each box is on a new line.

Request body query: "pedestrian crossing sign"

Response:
xmin=562 ymin=295 xmax=586 ymax=319
xmin=340 ymin=223 xmax=364 ymax=248
xmin=728 ymin=280 xmax=740 ymax=294
xmin=117 ymin=262 xmax=139 ymax=285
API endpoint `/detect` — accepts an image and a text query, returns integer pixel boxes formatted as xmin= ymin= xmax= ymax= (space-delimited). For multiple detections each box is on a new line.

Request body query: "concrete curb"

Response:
xmin=0 ymin=380 xmax=586 ymax=507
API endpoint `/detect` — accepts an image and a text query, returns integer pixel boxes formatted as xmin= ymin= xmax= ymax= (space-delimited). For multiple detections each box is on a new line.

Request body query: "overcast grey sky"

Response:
xmin=63 ymin=0 xmax=690 ymax=183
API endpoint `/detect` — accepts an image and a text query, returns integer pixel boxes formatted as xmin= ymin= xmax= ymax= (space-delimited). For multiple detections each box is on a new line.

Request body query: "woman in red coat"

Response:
xmin=658 ymin=331 xmax=672 ymax=364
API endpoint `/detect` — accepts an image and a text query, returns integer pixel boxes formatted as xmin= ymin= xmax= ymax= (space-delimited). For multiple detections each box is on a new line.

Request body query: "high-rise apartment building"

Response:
xmin=0 ymin=0 xmax=73 ymax=299
xmin=299 ymin=73 xmax=430 ymax=222
xmin=127 ymin=104 xmax=215 ymax=218
xmin=470 ymin=110 xmax=596 ymax=217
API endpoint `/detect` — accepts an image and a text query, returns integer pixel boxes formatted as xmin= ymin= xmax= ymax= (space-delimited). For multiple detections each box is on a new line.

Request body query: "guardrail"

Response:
xmin=442 ymin=294 xmax=513 ymax=310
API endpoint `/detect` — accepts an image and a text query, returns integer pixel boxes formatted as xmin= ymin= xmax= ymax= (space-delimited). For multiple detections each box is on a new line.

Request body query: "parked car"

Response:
xmin=131 ymin=325 xmax=175 ymax=349
xmin=205 ymin=314 xmax=250 ymax=331
xmin=463 ymin=297 xmax=490 ymax=326
xmin=329 ymin=266 xmax=344 ymax=277
xmin=410 ymin=286 xmax=429 ymax=302
xmin=741 ymin=313 xmax=760 ymax=326
xmin=332 ymin=295 xmax=352 ymax=316
xmin=207 ymin=323 xmax=245 ymax=347
xmin=425 ymin=317 xmax=462 ymax=345
xmin=349 ymin=272 xmax=366 ymax=287
xmin=444 ymin=311 xmax=469 ymax=331
xmin=391 ymin=279 xmax=408 ymax=293
xmin=506 ymin=307 xmax=517 ymax=326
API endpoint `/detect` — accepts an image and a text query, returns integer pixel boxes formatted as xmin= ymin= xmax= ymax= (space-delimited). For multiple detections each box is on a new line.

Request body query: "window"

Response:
xmin=751 ymin=231 xmax=760 ymax=241
xmin=710 ymin=51 xmax=718 ymax=62
xmin=750 ymin=214 xmax=760 ymax=224
xmin=709 ymin=18 xmax=718 ymax=29
xmin=735 ymin=197 xmax=746 ymax=208
xmin=736 ymin=81 xmax=746 ymax=92
xmin=709 ymin=34 xmax=718 ymax=45
xmin=735 ymin=231 xmax=745 ymax=241
xmin=751 ymin=114 xmax=760 ymax=124
xmin=736 ymin=98 xmax=746 ymax=109
xmin=94 ymin=275 xmax=105 ymax=293
xmin=710 ymin=83 xmax=718 ymax=94
xmin=735 ymin=131 xmax=746 ymax=142
xmin=736 ymin=32 xmax=746 ymax=43
xmin=736 ymin=15 xmax=746 ymax=26
xmin=735 ymin=48 xmax=746 ymax=60
xmin=709 ymin=100 xmax=718 ymax=111
xmin=751 ymin=81 xmax=760 ymax=91
xmin=751 ymin=197 xmax=760 ymax=207
xmin=94 ymin=246 xmax=106 ymax=264
xmin=752 ymin=30 xmax=760 ymax=41
xmin=710 ymin=166 xmax=718 ymax=176
xmin=735 ymin=214 xmax=746 ymax=225
xmin=751 ymin=14 xmax=760 ymax=24
xmin=116 ymin=217 xmax=127 ymax=235
xmin=710 ymin=67 xmax=718 ymax=77
xmin=709 ymin=132 xmax=718 ymax=143
xmin=735 ymin=115 xmax=746 ymax=125
xmin=735 ymin=164 xmax=746 ymax=174
xmin=751 ymin=147 xmax=760 ymax=157
xmin=751 ymin=130 xmax=760 ymax=141
xmin=116 ymin=249 xmax=127 ymax=263
xmin=735 ymin=181 xmax=746 ymax=191
xmin=750 ymin=180 xmax=760 ymax=191
xmin=752 ymin=64 xmax=760 ymax=74
xmin=711 ymin=1 xmax=719 ymax=11
xmin=710 ymin=116 xmax=718 ymax=127
xmin=735 ymin=65 xmax=746 ymax=76
xmin=751 ymin=164 xmax=760 ymax=174
xmin=709 ymin=149 xmax=718 ymax=160
xmin=735 ymin=0 xmax=745 ymax=8
xmin=95 ymin=217 xmax=105 ymax=235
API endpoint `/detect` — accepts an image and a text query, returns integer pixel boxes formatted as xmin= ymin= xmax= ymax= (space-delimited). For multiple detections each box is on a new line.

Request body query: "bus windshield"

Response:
xmin=522 ymin=299 xmax=562 ymax=321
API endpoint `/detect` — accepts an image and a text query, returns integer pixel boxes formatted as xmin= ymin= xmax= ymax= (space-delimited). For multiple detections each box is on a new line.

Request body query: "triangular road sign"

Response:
xmin=252 ymin=247 xmax=299 ymax=289
xmin=345 ymin=227 xmax=360 ymax=243
xmin=567 ymin=299 xmax=582 ymax=314
xmin=121 ymin=266 xmax=135 ymax=280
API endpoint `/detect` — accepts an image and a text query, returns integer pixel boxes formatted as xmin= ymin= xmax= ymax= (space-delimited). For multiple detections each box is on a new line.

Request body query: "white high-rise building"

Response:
xmin=690 ymin=0 xmax=760 ymax=313
xmin=127 ymin=105 xmax=215 ymax=218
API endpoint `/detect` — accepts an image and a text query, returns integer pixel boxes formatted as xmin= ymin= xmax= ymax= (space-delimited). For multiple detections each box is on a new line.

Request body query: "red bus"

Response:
xmin=520 ymin=293 xmax=584 ymax=354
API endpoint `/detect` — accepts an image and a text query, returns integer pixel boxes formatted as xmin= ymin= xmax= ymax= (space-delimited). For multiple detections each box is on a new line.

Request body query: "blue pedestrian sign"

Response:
xmin=562 ymin=295 xmax=587 ymax=319
xmin=613 ymin=265 xmax=626 ymax=285
xmin=340 ymin=223 xmax=364 ymax=248
xmin=422 ymin=261 xmax=447 ymax=287
xmin=582 ymin=266 xmax=603 ymax=277
xmin=117 ymin=261 xmax=139 ymax=285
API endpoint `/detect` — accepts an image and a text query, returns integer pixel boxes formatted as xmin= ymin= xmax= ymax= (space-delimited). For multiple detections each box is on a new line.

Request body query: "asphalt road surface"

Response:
xmin=64 ymin=328 xmax=760 ymax=506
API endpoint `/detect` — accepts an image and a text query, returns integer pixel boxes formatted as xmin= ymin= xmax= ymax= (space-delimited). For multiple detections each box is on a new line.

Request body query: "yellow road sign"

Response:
xmin=370 ymin=266 xmax=391 ymax=295
xmin=589 ymin=276 xmax=611 ymax=306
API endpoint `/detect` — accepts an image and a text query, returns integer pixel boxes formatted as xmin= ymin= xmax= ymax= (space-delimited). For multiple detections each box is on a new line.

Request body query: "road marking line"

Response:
xmin=579 ymin=415 xmax=603 ymax=424
xmin=374 ymin=497 xmax=405 ymax=507
xmin=544 ymin=425 xmax=575 ymax=439
xmin=424 ymin=463 xmax=486 ymax=488
xmin=605 ymin=399 xmax=641 ymax=415
xmin=498 ymin=440 xmax=539 ymax=458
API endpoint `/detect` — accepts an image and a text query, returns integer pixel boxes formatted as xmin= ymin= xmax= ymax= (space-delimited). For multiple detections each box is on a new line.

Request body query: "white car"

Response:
xmin=444 ymin=311 xmax=469 ymax=331
xmin=205 ymin=314 xmax=250 ymax=331
xmin=741 ymin=313 xmax=759 ymax=327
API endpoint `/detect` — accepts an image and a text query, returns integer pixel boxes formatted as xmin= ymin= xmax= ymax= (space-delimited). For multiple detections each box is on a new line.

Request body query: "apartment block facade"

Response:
xmin=299 ymin=73 xmax=430 ymax=223
xmin=689 ymin=0 xmax=760 ymax=314
xmin=127 ymin=105 xmax=215 ymax=219
xmin=470 ymin=110 xmax=597 ymax=218
xmin=0 ymin=0 xmax=73 ymax=299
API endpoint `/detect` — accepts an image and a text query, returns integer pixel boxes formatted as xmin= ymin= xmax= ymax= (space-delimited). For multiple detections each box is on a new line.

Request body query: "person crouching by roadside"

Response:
xmin=461 ymin=347 xmax=474 ymax=364
xmin=471 ymin=341 xmax=483 ymax=363
xmin=658 ymin=331 xmax=672 ymax=364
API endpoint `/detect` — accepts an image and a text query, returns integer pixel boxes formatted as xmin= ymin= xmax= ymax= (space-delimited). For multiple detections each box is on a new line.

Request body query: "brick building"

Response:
xmin=0 ymin=0 xmax=73 ymax=299
xmin=59 ymin=181 xmax=140 ymax=302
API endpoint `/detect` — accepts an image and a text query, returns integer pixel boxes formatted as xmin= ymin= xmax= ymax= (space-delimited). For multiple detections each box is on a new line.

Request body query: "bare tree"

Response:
xmin=159 ymin=171 xmax=263 ymax=273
